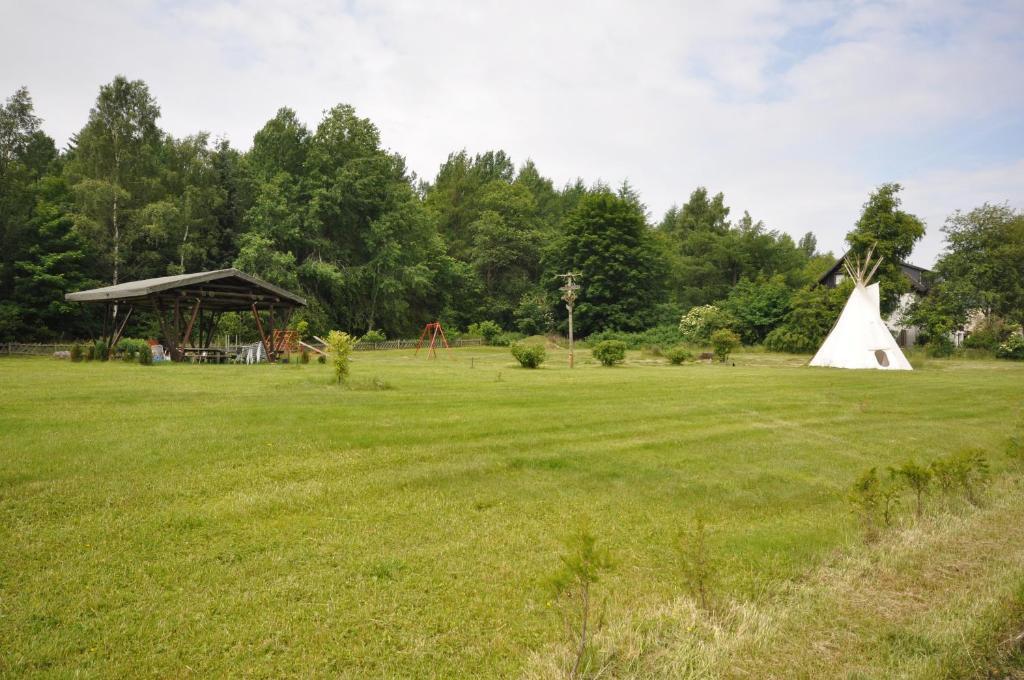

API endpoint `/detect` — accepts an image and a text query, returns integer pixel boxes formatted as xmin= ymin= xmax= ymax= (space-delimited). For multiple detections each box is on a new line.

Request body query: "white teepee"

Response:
xmin=809 ymin=248 xmax=912 ymax=371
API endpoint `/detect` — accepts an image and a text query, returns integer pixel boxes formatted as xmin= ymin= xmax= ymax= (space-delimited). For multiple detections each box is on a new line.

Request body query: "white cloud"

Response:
xmin=2 ymin=0 xmax=1022 ymax=266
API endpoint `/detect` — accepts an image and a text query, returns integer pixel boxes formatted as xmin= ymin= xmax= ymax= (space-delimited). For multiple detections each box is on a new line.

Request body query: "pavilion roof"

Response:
xmin=65 ymin=269 xmax=306 ymax=310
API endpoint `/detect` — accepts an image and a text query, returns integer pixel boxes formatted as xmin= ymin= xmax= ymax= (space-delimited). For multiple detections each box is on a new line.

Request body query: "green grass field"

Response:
xmin=2 ymin=348 xmax=1023 ymax=677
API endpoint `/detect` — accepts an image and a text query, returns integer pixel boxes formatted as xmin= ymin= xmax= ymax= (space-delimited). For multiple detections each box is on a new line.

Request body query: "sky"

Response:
xmin=3 ymin=0 xmax=1023 ymax=266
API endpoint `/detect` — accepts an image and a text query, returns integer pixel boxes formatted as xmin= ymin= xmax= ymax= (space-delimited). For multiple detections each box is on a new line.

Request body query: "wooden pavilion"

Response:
xmin=65 ymin=269 xmax=306 ymax=362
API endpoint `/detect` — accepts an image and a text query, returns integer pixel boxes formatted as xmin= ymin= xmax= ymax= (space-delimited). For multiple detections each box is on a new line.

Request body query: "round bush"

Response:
xmin=138 ymin=344 xmax=153 ymax=365
xmin=710 ymin=329 xmax=740 ymax=363
xmin=664 ymin=345 xmax=692 ymax=365
xmin=361 ymin=329 xmax=386 ymax=344
xmin=70 ymin=344 xmax=83 ymax=362
xmin=468 ymin=320 xmax=502 ymax=345
xmin=592 ymin=339 xmax=627 ymax=366
xmin=510 ymin=342 xmax=546 ymax=368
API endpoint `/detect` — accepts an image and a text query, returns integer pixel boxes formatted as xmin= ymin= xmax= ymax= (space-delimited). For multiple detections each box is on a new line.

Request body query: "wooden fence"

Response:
xmin=352 ymin=338 xmax=484 ymax=351
xmin=1 ymin=343 xmax=75 ymax=356
xmin=2 ymin=338 xmax=485 ymax=356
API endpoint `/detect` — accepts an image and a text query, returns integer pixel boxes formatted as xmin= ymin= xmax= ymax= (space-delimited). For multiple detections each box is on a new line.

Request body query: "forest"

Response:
xmin=2 ymin=76 xmax=1021 ymax=351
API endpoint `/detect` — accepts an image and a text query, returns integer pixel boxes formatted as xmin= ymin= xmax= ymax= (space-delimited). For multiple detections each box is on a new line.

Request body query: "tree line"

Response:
xmin=1 ymin=77 xmax=1020 ymax=350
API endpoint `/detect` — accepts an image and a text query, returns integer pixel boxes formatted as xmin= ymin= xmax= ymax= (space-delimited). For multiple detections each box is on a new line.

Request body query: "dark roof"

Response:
xmin=818 ymin=252 xmax=930 ymax=294
xmin=65 ymin=269 xmax=306 ymax=309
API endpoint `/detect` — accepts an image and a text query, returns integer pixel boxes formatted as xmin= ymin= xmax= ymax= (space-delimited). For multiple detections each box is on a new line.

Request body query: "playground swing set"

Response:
xmin=414 ymin=321 xmax=452 ymax=359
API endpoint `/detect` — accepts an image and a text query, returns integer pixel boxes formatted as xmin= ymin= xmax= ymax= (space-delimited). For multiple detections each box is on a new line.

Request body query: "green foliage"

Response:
xmin=719 ymin=276 xmax=792 ymax=344
xmin=115 ymin=337 xmax=148 ymax=361
xmin=550 ymin=527 xmax=613 ymax=679
xmin=925 ymin=335 xmax=955 ymax=358
xmin=677 ymin=516 xmax=716 ymax=610
xmin=317 ymin=354 xmax=326 ymax=364
xmin=996 ymin=334 xmax=1024 ymax=360
xmin=764 ymin=281 xmax=852 ymax=354
xmin=846 ymin=183 xmax=926 ymax=314
xmin=583 ymin=325 xmax=686 ymax=352
xmin=510 ymin=342 xmax=546 ymax=368
xmin=553 ymin=189 xmax=665 ymax=335
xmin=592 ymin=340 xmax=627 ymax=366
xmin=361 ymin=329 xmax=386 ymax=344
xmin=93 ymin=340 xmax=109 ymax=362
xmin=513 ymin=289 xmax=554 ymax=335
xmin=300 ymin=348 xmax=310 ymax=364
xmin=658 ymin=190 xmax=814 ymax=309
xmin=293 ymin=319 xmax=310 ymax=340
xmin=930 ymin=449 xmax=989 ymax=507
xmin=710 ymin=329 xmax=740 ymax=363
xmin=889 ymin=461 xmax=932 ymax=518
xmin=678 ymin=305 xmax=735 ymax=344
xmin=665 ymin=345 xmax=693 ymax=365
xmin=849 ymin=467 xmax=900 ymax=542
xmin=489 ymin=331 xmax=524 ymax=347
xmin=325 ymin=330 xmax=356 ymax=384
xmin=137 ymin=344 xmax=152 ymax=365
xmin=927 ymin=204 xmax=1024 ymax=339
xmin=467 ymin=320 xmax=502 ymax=345
xmin=69 ymin=344 xmax=82 ymax=362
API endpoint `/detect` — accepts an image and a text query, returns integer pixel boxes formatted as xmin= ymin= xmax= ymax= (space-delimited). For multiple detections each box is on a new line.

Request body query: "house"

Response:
xmin=818 ymin=254 xmax=931 ymax=348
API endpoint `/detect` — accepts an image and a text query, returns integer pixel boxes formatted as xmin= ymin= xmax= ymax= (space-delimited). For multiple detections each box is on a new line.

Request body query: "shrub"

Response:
xmin=490 ymin=331 xmax=524 ymax=347
xmin=678 ymin=305 xmax=735 ymax=344
xmin=116 ymin=338 xmax=148 ymax=362
xmin=931 ymin=449 xmax=989 ymax=507
xmin=849 ymin=467 xmax=901 ymax=543
xmin=300 ymin=348 xmax=310 ymax=364
xmin=317 ymin=354 xmax=326 ymax=364
xmin=592 ymin=340 xmax=627 ymax=366
xmin=138 ymin=344 xmax=153 ymax=365
xmin=85 ymin=344 xmax=95 ymax=361
xmin=925 ymin=335 xmax=955 ymax=358
xmin=889 ymin=461 xmax=932 ymax=518
xmin=996 ymin=334 xmax=1024 ymax=360
xmin=963 ymin=317 xmax=1011 ymax=351
xmin=93 ymin=340 xmax=109 ymax=361
xmin=325 ymin=330 xmax=356 ymax=384
xmin=763 ymin=327 xmax=818 ymax=354
xmin=70 ymin=344 xmax=83 ymax=362
xmin=467 ymin=320 xmax=502 ymax=345
xmin=710 ymin=329 xmax=740 ymax=363
xmin=664 ymin=345 xmax=692 ymax=365
xmin=511 ymin=342 xmax=546 ymax=368
xmin=361 ymin=329 xmax=386 ymax=344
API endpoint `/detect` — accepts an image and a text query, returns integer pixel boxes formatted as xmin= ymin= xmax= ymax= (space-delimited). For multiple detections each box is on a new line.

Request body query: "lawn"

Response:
xmin=1 ymin=348 xmax=1022 ymax=677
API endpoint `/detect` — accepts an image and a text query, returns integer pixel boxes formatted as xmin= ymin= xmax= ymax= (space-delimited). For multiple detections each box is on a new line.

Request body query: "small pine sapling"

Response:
xmin=889 ymin=461 xmax=932 ymax=518
xmin=849 ymin=468 xmax=882 ymax=542
xmin=678 ymin=515 xmax=716 ymax=610
xmin=550 ymin=527 xmax=613 ymax=679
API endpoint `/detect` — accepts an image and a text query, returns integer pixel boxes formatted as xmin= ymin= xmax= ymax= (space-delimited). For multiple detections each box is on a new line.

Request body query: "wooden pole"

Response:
xmin=181 ymin=299 xmax=202 ymax=353
xmin=559 ymin=272 xmax=581 ymax=369
xmin=250 ymin=303 xmax=273 ymax=363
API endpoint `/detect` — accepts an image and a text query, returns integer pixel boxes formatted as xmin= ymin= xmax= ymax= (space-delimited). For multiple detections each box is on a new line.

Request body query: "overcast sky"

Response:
xmin=3 ymin=0 xmax=1023 ymax=265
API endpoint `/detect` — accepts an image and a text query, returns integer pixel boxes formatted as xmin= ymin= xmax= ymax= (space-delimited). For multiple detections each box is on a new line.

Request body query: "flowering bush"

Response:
xmin=996 ymin=334 xmax=1024 ymax=360
xmin=678 ymin=305 xmax=734 ymax=344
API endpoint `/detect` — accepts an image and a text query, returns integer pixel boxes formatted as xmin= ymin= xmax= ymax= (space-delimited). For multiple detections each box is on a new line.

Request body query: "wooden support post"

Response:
xmin=109 ymin=305 xmax=134 ymax=350
xmin=251 ymin=303 xmax=273 ymax=363
xmin=181 ymin=299 xmax=202 ymax=356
